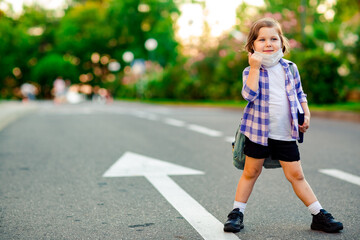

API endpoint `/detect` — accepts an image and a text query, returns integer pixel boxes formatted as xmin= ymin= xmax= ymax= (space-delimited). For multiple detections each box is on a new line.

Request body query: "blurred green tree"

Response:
xmin=295 ymin=50 xmax=344 ymax=103
xmin=0 ymin=6 xmax=58 ymax=98
xmin=31 ymin=53 xmax=78 ymax=98
xmin=0 ymin=0 xmax=358 ymax=103
xmin=0 ymin=14 xmax=18 ymax=98
xmin=56 ymin=1 xmax=113 ymax=60
xmin=106 ymin=0 xmax=179 ymax=66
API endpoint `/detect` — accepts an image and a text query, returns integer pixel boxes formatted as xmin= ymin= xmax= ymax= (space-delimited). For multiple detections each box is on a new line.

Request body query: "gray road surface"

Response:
xmin=0 ymin=101 xmax=359 ymax=240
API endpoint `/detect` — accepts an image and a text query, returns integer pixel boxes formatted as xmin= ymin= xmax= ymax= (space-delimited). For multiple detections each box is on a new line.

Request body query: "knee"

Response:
xmin=285 ymin=170 xmax=305 ymax=182
xmin=243 ymin=167 xmax=262 ymax=180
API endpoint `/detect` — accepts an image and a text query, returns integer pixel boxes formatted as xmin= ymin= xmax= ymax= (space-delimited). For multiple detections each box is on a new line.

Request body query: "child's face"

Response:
xmin=253 ymin=27 xmax=282 ymax=54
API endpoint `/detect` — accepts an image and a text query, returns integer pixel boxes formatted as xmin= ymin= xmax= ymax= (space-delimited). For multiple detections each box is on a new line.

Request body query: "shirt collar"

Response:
xmin=279 ymin=58 xmax=290 ymax=68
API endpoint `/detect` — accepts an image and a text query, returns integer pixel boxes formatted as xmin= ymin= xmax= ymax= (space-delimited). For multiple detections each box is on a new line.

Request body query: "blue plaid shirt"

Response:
xmin=240 ymin=58 xmax=307 ymax=146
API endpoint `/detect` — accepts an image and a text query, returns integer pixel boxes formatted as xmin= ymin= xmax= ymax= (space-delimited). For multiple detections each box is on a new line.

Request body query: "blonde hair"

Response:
xmin=245 ymin=18 xmax=290 ymax=54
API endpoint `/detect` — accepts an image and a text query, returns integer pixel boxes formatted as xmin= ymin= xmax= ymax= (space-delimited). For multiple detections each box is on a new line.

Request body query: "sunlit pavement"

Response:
xmin=0 ymin=100 xmax=359 ymax=240
xmin=0 ymin=101 xmax=38 ymax=131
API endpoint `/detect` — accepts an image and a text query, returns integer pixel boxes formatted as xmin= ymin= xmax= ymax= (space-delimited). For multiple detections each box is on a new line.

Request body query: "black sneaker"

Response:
xmin=311 ymin=209 xmax=343 ymax=233
xmin=223 ymin=208 xmax=244 ymax=233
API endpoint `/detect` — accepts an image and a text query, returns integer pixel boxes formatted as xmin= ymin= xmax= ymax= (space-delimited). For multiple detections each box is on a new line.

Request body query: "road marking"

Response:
xmin=224 ymin=136 xmax=234 ymax=143
xmin=38 ymin=107 xmax=95 ymax=115
xmin=143 ymin=114 xmax=158 ymax=121
xmin=98 ymin=108 xmax=127 ymax=115
xmin=103 ymin=152 xmax=239 ymax=240
xmin=131 ymin=110 xmax=148 ymax=118
xmin=132 ymin=111 xmax=159 ymax=121
xmin=187 ymin=124 xmax=223 ymax=137
xmin=319 ymin=169 xmax=360 ymax=186
xmin=146 ymin=107 xmax=171 ymax=114
xmin=124 ymin=109 xmax=228 ymax=139
xmin=163 ymin=118 xmax=186 ymax=127
xmin=120 ymin=108 xmax=231 ymax=140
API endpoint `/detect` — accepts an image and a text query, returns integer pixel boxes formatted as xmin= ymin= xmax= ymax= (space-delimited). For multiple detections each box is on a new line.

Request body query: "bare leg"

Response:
xmin=280 ymin=160 xmax=317 ymax=206
xmin=234 ymin=156 xmax=265 ymax=203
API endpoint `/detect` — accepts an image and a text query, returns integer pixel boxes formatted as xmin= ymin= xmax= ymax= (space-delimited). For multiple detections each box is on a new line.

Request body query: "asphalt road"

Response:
xmin=0 ymin=101 xmax=359 ymax=240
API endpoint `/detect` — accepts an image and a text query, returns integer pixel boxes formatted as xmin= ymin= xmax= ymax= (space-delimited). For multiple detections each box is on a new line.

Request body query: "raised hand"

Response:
xmin=248 ymin=52 xmax=262 ymax=69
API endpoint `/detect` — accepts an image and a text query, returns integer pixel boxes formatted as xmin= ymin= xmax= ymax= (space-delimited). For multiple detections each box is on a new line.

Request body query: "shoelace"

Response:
xmin=228 ymin=211 xmax=240 ymax=219
xmin=323 ymin=212 xmax=334 ymax=220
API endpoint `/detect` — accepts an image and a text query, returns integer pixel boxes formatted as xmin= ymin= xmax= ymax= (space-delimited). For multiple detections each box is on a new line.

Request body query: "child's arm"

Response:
xmin=292 ymin=63 xmax=310 ymax=132
xmin=300 ymin=98 xmax=311 ymax=133
xmin=246 ymin=52 xmax=262 ymax=92
xmin=241 ymin=53 xmax=262 ymax=102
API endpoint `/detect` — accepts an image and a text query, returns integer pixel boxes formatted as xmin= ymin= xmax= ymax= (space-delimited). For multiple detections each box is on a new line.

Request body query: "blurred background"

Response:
xmin=0 ymin=0 xmax=359 ymax=105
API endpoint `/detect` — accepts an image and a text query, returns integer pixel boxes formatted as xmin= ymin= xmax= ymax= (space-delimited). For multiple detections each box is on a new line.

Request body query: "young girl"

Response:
xmin=223 ymin=18 xmax=343 ymax=234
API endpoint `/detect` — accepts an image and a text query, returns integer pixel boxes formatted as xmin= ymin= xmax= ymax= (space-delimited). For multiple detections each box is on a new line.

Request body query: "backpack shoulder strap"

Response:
xmin=288 ymin=63 xmax=302 ymax=110
xmin=288 ymin=62 xmax=295 ymax=77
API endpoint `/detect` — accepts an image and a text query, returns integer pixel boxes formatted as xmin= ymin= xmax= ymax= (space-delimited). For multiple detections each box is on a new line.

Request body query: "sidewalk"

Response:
xmin=0 ymin=101 xmax=38 ymax=131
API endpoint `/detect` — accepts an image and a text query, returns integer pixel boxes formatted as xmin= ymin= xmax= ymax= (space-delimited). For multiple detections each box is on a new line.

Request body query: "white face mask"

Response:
xmin=253 ymin=49 xmax=284 ymax=68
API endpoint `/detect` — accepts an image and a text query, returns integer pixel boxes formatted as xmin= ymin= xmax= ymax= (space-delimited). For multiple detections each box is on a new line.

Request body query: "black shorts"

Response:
xmin=244 ymin=137 xmax=300 ymax=162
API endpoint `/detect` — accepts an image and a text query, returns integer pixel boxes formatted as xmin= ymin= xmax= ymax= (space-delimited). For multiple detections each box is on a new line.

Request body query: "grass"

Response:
xmin=137 ymin=99 xmax=248 ymax=108
xmin=308 ymin=102 xmax=360 ymax=112
xmin=3 ymin=97 xmax=357 ymax=113
xmin=118 ymin=98 xmax=360 ymax=113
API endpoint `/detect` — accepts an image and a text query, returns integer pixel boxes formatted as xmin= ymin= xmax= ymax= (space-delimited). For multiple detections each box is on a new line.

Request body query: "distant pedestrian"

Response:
xmin=20 ymin=82 xmax=37 ymax=102
xmin=53 ymin=76 xmax=66 ymax=104
xmin=223 ymin=18 xmax=343 ymax=234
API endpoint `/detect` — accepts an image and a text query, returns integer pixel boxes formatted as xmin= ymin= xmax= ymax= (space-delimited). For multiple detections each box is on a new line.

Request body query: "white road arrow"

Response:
xmin=103 ymin=152 xmax=239 ymax=240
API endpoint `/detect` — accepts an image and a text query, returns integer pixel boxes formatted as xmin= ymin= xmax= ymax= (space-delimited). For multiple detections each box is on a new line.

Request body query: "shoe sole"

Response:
xmin=311 ymin=223 xmax=343 ymax=233
xmin=223 ymin=224 xmax=244 ymax=233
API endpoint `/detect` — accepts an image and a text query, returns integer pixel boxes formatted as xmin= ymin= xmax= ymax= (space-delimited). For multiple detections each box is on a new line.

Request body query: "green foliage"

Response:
xmin=106 ymin=0 xmax=179 ymax=66
xmin=292 ymin=50 xmax=344 ymax=104
xmin=56 ymin=1 xmax=113 ymax=58
xmin=114 ymin=84 xmax=137 ymax=99
xmin=134 ymin=37 xmax=249 ymax=101
xmin=0 ymin=16 xmax=17 ymax=85
xmin=31 ymin=54 xmax=78 ymax=97
xmin=0 ymin=0 xmax=359 ymax=103
xmin=0 ymin=0 xmax=180 ymax=99
xmin=0 ymin=6 xmax=60 ymax=98
xmin=213 ymin=49 xmax=248 ymax=100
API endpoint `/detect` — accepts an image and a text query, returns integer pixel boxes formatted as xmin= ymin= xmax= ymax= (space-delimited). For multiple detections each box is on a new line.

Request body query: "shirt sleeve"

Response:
xmin=292 ymin=63 xmax=307 ymax=103
xmin=241 ymin=67 xmax=259 ymax=102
